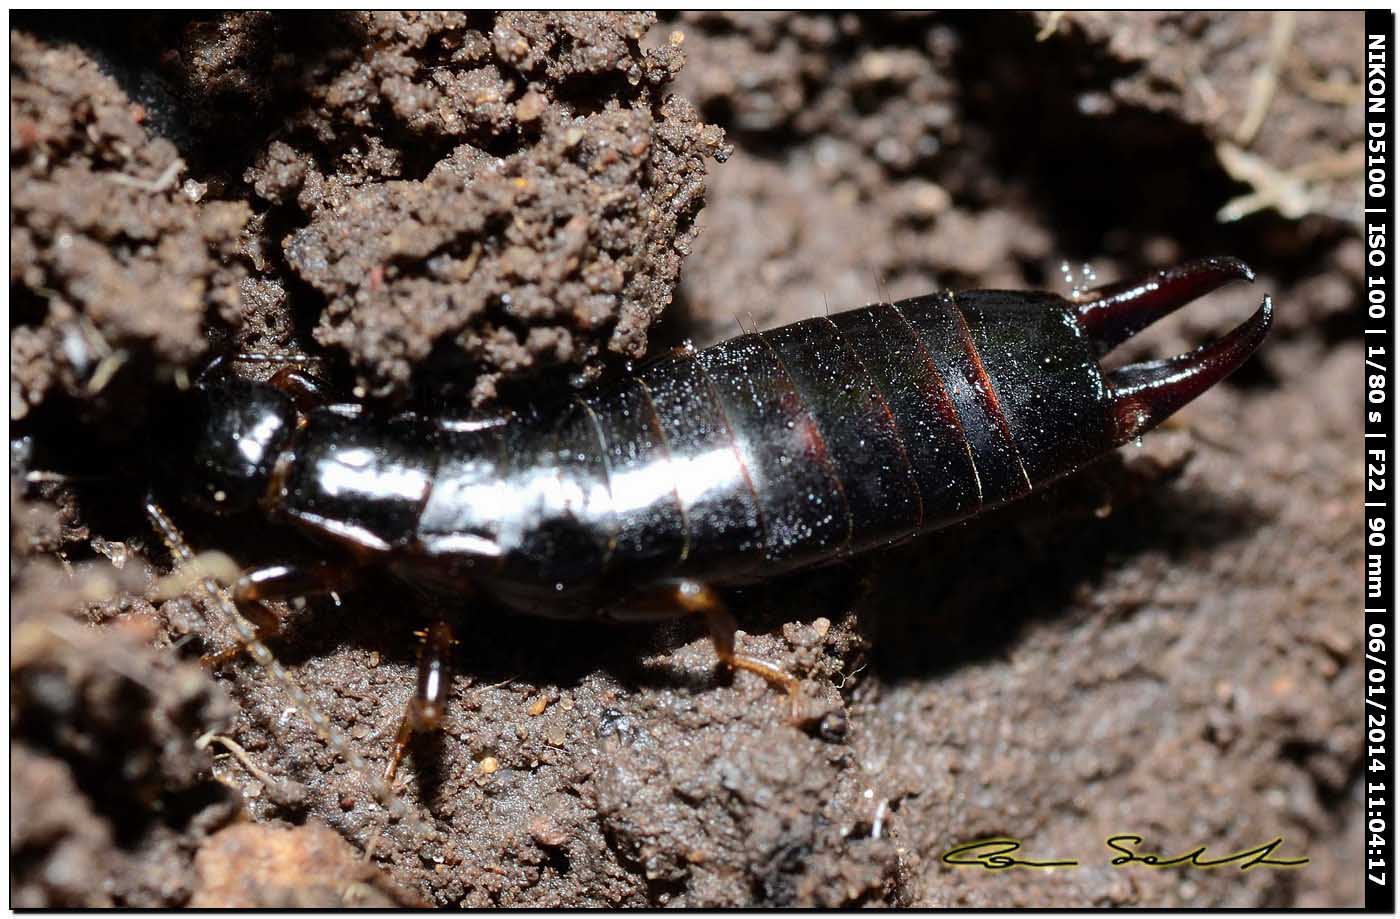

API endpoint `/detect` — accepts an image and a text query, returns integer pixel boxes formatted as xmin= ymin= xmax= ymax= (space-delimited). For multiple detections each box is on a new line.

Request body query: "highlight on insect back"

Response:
xmin=8 ymin=10 xmax=1386 ymax=910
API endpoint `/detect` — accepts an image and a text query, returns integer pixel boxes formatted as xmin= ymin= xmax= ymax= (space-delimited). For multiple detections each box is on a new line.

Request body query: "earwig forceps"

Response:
xmin=1070 ymin=257 xmax=1272 ymax=443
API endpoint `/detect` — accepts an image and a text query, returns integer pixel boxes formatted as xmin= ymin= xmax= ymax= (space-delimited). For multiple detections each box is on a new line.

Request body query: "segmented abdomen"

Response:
xmin=280 ymin=292 xmax=1104 ymax=599
xmin=511 ymin=290 xmax=1094 ymax=589
xmin=254 ymin=259 xmax=1262 ymax=607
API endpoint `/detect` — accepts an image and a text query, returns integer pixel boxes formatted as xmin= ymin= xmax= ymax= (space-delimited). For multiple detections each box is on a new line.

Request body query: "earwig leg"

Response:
xmin=383 ymin=620 xmax=456 ymax=784
xmin=699 ymin=595 xmax=805 ymax=722
xmin=231 ymin=562 xmax=356 ymax=605
xmin=610 ymin=580 xmax=804 ymax=721
xmin=266 ymin=366 xmax=330 ymax=413
xmin=145 ymin=499 xmax=415 ymax=828
xmin=200 ymin=564 xmax=355 ymax=667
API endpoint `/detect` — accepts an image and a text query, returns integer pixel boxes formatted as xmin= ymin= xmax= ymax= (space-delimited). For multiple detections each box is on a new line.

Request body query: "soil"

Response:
xmin=10 ymin=11 xmax=1364 ymax=907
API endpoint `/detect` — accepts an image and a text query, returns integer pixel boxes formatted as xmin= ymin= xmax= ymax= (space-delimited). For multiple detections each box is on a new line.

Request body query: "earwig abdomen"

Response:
xmin=760 ymin=318 xmax=922 ymax=554
xmin=247 ymin=258 xmax=1270 ymax=616
xmin=824 ymin=303 xmax=981 ymax=527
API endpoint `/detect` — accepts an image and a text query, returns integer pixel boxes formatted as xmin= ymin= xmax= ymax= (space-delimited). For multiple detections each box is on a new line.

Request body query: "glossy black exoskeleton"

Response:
xmin=161 ymin=257 xmax=1272 ymax=782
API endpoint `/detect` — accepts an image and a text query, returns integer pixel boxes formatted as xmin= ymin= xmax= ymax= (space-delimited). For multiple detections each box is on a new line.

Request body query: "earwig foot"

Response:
xmin=719 ymin=650 xmax=806 ymax=724
xmin=383 ymin=720 xmax=414 ymax=785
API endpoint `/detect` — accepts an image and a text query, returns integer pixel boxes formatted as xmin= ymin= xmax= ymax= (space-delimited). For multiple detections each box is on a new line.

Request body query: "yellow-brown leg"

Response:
xmin=199 ymin=563 xmax=354 ymax=668
xmin=232 ymin=562 xmax=354 ymax=605
xmin=266 ymin=366 xmax=329 ymax=413
xmin=615 ymin=580 xmax=804 ymax=721
xmin=383 ymin=620 xmax=456 ymax=784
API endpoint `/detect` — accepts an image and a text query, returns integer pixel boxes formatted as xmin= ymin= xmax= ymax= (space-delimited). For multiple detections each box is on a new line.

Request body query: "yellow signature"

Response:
xmin=942 ymin=836 xmax=1309 ymax=872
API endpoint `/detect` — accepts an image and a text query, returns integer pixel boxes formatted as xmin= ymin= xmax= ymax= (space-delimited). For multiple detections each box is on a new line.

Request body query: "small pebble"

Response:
xmin=529 ymin=816 xmax=568 ymax=848
xmin=267 ymin=779 xmax=310 ymax=809
xmin=515 ymin=90 xmax=545 ymax=122
xmin=527 ymin=696 xmax=548 ymax=716
xmin=479 ymin=756 xmax=499 ymax=775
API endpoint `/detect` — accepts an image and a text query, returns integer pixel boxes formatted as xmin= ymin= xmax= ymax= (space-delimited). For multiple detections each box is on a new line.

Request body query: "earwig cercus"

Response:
xmin=152 ymin=255 xmax=1271 ymax=786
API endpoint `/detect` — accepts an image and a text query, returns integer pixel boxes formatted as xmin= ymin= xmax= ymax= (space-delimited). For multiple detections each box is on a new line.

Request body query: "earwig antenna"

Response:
xmin=144 ymin=499 xmax=413 ymax=830
xmin=823 ymin=292 xmax=831 ymax=317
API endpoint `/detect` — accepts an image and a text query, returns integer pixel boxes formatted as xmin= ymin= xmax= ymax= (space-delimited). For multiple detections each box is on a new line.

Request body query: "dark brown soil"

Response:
xmin=11 ymin=11 xmax=1364 ymax=907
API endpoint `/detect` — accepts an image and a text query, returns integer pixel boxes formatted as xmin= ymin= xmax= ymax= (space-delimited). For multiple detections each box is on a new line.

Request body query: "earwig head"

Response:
xmin=181 ymin=379 xmax=298 ymax=514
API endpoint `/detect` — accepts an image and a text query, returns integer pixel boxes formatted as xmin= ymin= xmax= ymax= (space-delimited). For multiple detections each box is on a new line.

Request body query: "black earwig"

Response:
xmin=151 ymin=256 xmax=1272 ymax=789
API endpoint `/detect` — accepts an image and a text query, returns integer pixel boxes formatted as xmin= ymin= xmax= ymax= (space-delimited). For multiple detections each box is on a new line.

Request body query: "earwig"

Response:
xmin=157 ymin=257 xmax=1272 ymax=785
